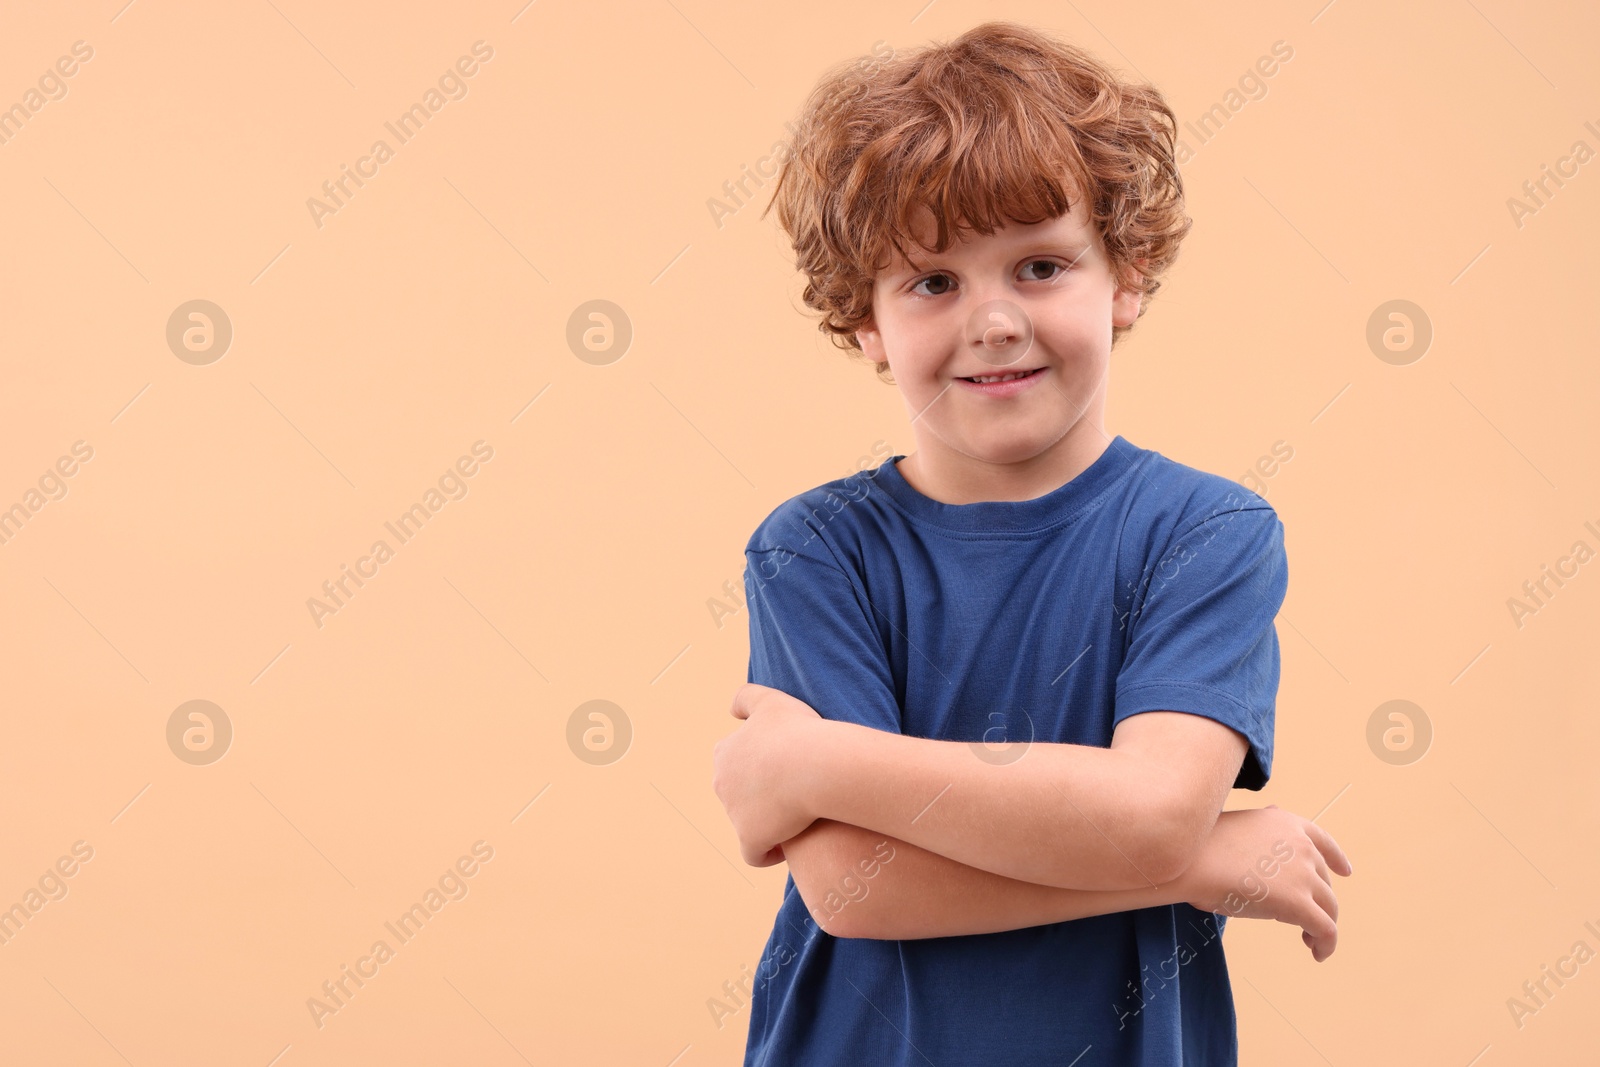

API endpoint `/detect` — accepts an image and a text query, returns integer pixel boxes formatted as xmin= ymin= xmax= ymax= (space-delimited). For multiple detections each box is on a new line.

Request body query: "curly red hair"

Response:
xmin=761 ymin=21 xmax=1193 ymax=384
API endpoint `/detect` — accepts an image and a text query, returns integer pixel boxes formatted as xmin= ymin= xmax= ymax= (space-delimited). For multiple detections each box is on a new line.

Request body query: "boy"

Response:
xmin=711 ymin=21 xmax=1352 ymax=1066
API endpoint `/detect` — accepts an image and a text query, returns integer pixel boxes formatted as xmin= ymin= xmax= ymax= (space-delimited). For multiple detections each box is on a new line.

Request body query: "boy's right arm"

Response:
xmin=789 ymin=806 xmax=1348 ymax=961
xmin=787 ymin=819 xmax=1174 ymax=936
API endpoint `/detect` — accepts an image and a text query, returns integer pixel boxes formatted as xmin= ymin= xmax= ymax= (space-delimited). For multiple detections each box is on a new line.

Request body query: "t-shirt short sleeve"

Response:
xmin=1113 ymin=502 xmax=1288 ymax=790
xmin=744 ymin=516 xmax=903 ymax=736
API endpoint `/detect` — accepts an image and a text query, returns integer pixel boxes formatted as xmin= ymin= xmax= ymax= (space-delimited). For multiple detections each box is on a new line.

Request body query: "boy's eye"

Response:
xmin=908 ymin=260 xmax=1067 ymax=297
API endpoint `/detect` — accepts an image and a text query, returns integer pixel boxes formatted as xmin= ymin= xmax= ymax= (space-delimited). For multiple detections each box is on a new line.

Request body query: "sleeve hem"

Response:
xmin=1114 ymin=679 xmax=1253 ymax=720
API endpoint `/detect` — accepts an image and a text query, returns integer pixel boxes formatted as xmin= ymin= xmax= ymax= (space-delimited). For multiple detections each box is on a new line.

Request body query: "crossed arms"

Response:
xmin=711 ymin=683 xmax=1351 ymax=958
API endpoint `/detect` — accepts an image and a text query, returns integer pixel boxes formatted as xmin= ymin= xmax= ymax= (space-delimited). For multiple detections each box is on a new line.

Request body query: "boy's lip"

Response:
xmin=953 ymin=366 xmax=1047 ymax=397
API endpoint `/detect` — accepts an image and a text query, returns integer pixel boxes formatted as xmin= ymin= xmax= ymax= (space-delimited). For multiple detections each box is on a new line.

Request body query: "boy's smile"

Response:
xmin=854 ymin=194 xmax=1143 ymax=505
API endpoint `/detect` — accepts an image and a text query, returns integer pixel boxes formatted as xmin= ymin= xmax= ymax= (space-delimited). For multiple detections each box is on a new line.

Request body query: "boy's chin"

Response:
xmin=949 ymin=430 xmax=1068 ymax=467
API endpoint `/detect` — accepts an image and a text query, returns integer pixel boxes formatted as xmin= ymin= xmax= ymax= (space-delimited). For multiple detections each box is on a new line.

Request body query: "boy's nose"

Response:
xmin=966 ymin=297 xmax=1035 ymax=367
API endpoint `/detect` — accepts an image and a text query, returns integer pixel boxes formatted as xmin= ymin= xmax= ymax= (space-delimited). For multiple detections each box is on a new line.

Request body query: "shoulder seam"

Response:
xmin=1171 ymin=499 xmax=1278 ymax=544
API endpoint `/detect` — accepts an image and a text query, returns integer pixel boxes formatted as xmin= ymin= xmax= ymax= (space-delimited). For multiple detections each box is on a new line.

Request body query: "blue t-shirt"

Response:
xmin=739 ymin=434 xmax=1288 ymax=1067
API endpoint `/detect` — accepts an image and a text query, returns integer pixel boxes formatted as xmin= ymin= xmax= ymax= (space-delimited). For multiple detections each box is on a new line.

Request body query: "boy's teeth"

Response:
xmin=966 ymin=370 xmax=1032 ymax=383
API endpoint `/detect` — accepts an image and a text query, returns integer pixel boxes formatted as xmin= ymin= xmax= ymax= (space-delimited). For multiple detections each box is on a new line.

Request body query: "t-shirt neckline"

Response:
xmin=874 ymin=435 xmax=1139 ymax=534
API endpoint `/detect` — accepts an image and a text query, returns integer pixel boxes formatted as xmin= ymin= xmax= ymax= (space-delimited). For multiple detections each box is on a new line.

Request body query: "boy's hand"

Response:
xmin=1176 ymin=805 xmax=1353 ymax=963
xmin=712 ymin=683 xmax=825 ymax=867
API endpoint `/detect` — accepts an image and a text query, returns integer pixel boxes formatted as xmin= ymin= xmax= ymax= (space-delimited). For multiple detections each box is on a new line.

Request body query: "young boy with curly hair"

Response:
xmin=711 ymin=21 xmax=1352 ymax=1066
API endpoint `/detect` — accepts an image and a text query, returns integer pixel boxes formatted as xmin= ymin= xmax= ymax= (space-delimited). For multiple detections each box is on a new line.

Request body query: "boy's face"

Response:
xmin=856 ymin=193 xmax=1141 ymax=477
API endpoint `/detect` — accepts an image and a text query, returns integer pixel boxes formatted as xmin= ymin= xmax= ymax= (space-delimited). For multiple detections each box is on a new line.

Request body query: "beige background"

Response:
xmin=1 ymin=0 xmax=1596 ymax=1063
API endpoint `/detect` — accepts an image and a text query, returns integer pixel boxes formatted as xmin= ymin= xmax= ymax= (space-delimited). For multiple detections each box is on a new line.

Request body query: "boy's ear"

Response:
xmin=1111 ymin=258 xmax=1148 ymax=328
xmin=856 ymin=320 xmax=884 ymax=361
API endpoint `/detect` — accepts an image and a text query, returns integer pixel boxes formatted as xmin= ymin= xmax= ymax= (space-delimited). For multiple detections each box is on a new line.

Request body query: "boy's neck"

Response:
xmin=897 ymin=422 xmax=1114 ymax=505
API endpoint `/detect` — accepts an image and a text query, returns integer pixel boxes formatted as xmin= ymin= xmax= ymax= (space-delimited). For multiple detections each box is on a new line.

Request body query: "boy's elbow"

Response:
xmin=793 ymin=875 xmax=869 ymax=938
xmin=811 ymin=895 xmax=874 ymax=939
xmin=786 ymin=820 xmax=888 ymax=939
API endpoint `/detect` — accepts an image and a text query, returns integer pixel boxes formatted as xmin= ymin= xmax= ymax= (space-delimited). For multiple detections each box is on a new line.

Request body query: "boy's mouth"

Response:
xmin=957 ymin=367 xmax=1042 ymax=383
xmin=953 ymin=366 xmax=1048 ymax=398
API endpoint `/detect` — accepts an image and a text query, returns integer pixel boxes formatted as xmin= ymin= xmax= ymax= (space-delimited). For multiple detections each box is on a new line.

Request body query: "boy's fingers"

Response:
xmin=1304 ymin=821 xmax=1352 ymax=876
xmin=1282 ymin=886 xmax=1337 ymax=948
xmin=1303 ymin=899 xmax=1338 ymax=951
xmin=1303 ymin=929 xmax=1330 ymax=963
xmin=1313 ymin=860 xmax=1332 ymax=889
xmin=1310 ymin=877 xmax=1339 ymax=925
xmin=1298 ymin=896 xmax=1339 ymax=961
xmin=1311 ymin=849 xmax=1332 ymax=888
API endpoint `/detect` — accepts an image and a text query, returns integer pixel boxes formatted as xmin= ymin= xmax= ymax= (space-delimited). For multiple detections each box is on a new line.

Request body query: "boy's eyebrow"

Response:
xmin=879 ymin=256 xmax=931 ymax=282
xmin=885 ymin=241 xmax=1094 ymax=278
xmin=1049 ymin=242 xmax=1095 ymax=263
